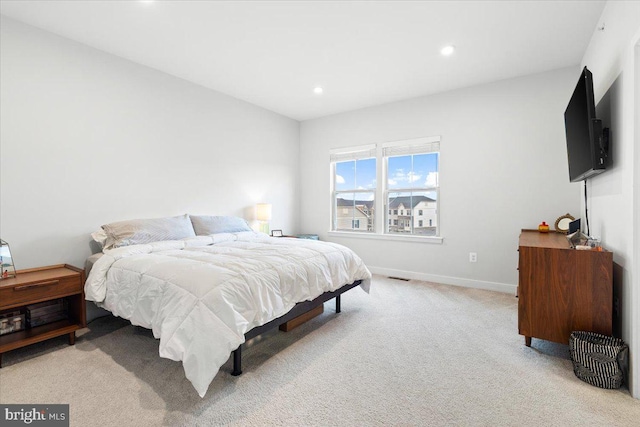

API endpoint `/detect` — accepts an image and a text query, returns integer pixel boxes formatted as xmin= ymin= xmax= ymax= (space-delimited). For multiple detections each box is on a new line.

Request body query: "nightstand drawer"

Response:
xmin=0 ymin=275 xmax=81 ymax=309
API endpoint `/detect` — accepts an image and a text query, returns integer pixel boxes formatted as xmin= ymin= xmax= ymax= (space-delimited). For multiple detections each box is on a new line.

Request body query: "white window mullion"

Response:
xmin=377 ymin=144 xmax=385 ymax=234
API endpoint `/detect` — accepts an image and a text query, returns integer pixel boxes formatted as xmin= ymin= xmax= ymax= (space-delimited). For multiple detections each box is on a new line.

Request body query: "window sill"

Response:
xmin=327 ymin=231 xmax=443 ymax=244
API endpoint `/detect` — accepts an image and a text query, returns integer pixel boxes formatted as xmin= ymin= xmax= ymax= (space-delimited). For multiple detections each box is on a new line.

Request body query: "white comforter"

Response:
xmin=85 ymin=232 xmax=371 ymax=397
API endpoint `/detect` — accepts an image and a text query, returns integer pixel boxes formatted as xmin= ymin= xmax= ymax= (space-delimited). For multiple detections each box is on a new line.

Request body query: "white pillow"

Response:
xmin=91 ymin=229 xmax=108 ymax=248
xmin=101 ymin=214 xmax=196 ymax=250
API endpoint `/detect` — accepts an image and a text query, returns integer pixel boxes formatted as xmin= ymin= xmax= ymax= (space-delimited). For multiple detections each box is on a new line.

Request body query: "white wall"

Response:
xmin=300 ymin=68 xmax=580 ymax=292
xmin=0 ymin=17 xmax=300 ymax=270
xmin=579 ymin=0 xmax=640 ymax=398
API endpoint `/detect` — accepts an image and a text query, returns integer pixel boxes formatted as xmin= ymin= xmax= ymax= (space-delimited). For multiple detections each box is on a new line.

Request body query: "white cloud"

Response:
xmin=336 ymin=175 xmax=345 ymax=184
xmin=388 ymin=169 xmax=437 ymax=188
xmin=424 ymin=172 xmax=438 ymax=187
xmin=389 ymin=169 xmax=421 ymax=185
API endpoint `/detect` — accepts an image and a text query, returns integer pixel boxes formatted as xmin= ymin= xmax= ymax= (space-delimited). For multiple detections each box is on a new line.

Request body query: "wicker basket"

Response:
xmin=569 ymin=331 xmax=628 ymax=389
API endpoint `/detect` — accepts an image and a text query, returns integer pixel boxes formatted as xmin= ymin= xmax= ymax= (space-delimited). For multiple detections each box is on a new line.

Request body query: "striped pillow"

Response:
xmin=190 ymin=215 xmax=252 ymax=235
xmin=102 ymin=214 xmax=196 ymax=250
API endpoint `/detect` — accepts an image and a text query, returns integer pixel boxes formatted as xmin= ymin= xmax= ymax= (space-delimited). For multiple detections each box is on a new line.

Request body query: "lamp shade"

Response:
xmin=256 ymin=203 xmax=272 ymax=221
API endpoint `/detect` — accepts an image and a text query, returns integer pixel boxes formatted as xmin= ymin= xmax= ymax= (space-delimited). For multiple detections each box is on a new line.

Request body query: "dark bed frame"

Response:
xmin=230 ymin=280 xmax=362 ymax=376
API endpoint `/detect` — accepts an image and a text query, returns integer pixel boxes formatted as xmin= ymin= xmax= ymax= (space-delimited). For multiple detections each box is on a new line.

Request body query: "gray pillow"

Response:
xmin=190 ymin=215 xmax=252 ymax=235
xmin=102 ymin=214 xmax=196 ymax=250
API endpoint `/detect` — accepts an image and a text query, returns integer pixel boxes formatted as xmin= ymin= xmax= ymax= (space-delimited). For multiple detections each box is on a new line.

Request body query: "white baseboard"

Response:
xmin=367 ymin=266 xmax=517 ymax=295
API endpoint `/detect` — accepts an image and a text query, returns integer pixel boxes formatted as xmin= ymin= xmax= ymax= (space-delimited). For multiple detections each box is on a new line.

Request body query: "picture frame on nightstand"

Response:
xmin=271 ymin=230 xmax=283 ymax=237
xmin=0 ymin=239 xmax=17 ymax=279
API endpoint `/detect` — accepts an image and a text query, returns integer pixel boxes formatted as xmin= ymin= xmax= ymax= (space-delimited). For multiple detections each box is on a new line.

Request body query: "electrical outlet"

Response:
xmin=469 ymin=252 xmax=477 ymax=263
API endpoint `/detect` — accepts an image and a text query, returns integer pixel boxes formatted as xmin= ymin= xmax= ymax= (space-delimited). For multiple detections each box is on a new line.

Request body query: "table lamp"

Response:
xmin=256 ymin=203 xmax=272 ymax=234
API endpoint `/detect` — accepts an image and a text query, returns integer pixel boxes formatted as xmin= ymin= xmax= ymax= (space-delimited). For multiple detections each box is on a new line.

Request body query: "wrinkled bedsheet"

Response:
xmin=85 ymin=232 xmax=371 ymax=397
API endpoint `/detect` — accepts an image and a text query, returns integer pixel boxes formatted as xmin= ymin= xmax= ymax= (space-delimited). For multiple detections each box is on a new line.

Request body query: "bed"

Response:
xmin=85 ymin=215 xmax=371 ymax=397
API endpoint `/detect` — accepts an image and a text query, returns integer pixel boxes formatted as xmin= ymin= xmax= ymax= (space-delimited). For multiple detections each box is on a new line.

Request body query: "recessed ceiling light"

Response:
xmin=441 ymin=45 xmax=455 ymax=56
xmin=313 ymin=87 xmax=324 ymax=95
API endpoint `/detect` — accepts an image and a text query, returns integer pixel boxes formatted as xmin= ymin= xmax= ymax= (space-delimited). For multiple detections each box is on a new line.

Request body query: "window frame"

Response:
xmin=329 ymin=137 xmax=441 ymax=242
xmin=329 ymin=144 xmax=377 ymax=233
xmin=382 ymin=136 xmax=440 ymax=238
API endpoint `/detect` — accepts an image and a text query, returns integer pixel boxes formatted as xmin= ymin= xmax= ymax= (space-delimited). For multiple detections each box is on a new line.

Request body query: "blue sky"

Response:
xmin=335 ymin=158 xmax=376 ymax=191
xmin=335 ymin=153 xmax=438 ymax=191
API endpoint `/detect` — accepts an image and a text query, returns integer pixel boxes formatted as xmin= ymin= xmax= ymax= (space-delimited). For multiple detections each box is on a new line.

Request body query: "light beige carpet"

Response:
xmin=1 ymin=275 xmax=638 ymax=426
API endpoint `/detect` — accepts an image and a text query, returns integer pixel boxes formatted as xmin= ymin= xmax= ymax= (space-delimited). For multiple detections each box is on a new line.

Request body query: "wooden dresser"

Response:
xmin=518 ymin=230 xmax=612 ymax=346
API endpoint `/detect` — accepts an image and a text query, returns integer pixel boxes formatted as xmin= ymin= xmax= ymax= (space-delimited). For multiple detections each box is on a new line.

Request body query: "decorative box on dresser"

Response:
xmin=518 ymin=230 xmax=612 ymax=346
xmin=0 ymin=264 xmax=86 ymax=366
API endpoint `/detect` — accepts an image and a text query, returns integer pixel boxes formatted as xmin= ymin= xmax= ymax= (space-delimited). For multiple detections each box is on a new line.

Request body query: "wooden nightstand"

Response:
xmin=0 ymin=264 xmax=86 ymax=367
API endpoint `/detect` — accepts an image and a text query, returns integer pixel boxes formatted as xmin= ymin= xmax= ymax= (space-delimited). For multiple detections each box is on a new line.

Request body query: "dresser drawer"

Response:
xmin=0 ymin=275 xmax=81 ymax=309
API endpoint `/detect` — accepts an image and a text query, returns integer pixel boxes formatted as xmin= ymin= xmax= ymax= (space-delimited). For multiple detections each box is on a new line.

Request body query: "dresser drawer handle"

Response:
xmin=14 ymin=280 xmax=59 ymax=291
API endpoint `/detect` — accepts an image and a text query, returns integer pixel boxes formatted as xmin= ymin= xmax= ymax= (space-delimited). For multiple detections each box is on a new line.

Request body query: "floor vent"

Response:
xmin=388 ymin=276 xmax=410 ymax=281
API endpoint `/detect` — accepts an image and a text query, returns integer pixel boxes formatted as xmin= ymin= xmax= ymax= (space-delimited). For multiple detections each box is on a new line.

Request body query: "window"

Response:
xmin=384 ymin=137 xmax=439 ymax=236
xmin=330 ymin=136 xmax=440 ymax=238
xmin=330 ymin=145 xmax=376 ymax=232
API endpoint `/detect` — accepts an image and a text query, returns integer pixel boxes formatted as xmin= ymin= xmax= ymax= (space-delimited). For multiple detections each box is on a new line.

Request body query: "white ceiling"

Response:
xmin=0 ymin=0 xmax=606 ymax=121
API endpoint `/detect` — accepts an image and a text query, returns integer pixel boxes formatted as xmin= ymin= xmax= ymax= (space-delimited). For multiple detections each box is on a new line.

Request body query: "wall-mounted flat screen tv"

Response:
xmin=564 ymin=66 xmax=608 ymax=182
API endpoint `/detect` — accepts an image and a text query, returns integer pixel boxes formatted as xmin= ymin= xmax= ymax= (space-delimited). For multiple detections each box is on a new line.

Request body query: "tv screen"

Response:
xmin=564 ymin=67 xmax=607 ymax=182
